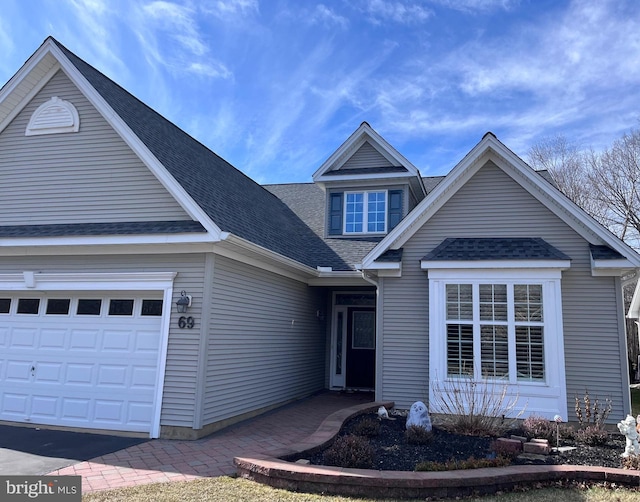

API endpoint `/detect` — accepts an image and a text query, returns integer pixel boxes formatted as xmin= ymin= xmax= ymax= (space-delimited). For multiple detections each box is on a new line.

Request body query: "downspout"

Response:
xmin=361 ymin=269 xmax=383 ymax=402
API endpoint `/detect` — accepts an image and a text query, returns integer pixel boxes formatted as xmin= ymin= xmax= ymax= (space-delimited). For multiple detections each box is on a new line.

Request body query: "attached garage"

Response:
xmin=0 ymin=272 xmax=175 ymax=437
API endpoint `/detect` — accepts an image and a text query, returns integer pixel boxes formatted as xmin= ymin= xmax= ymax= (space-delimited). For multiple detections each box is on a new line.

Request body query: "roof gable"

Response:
xmin=363 ymin=132 xmax=640 ymax=269
xmin=313 ymin=122 xmax=424 ymax=187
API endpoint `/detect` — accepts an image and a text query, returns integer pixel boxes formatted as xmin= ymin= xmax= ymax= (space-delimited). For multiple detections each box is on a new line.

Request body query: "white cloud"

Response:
xmin=203 ymin=0 xmax=259 ymax=19
xmin=142 ymin=1 xmax=207 ymax=56
xmin=359 ymin=0 xmax=433 ymax=25
xmin=429 ymin=0 xmax=520 ymax=12
xmin=309 ymin=4 xmax=349 ymax=29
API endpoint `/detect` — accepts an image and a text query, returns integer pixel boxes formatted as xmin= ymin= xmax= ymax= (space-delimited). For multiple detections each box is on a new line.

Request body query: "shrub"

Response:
xmin=415 ymin=455 xmax=512 ymax=472
xmin=489 ymin=439 xmax=521 ymax=459
xmin=575 ymin=425 xmax=609 ymax=446
xmin=521 ymin=415 xmax=555 ymax=441
xmin=575 ymin=390 xmax=612 ymax=429
xmin=351 ymin=417 xmax=381 ymax=438
xmin=430 ymin=377 xmax=525 ymax=436
xmin=622 ymin=455 xmax=640 ymax=470
xmin=322 ymin=435 xmax=374 ymax=469
xmin=405 ymin=425 xmax=433 ymax=445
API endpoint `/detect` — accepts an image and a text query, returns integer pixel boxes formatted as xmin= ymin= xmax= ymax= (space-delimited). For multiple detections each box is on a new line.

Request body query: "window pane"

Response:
xmin=514 ymin=284 xmax=543 ymax=322
xmin=352 ymin=311 xmax=375 ymax=349
xmin=17 ymin=298 xmax=40 ymax=314
xmin=336 ymin=312 xmax=343 ymax=375
xmin=108 ymin=299 xmax=134 ymax=316
xmin=345 ymin=193 xmax=364 ymax=233
xmin=481 ymin=325 xmax=509 ymax=378
xmin=367 ymin=191 xmax=386 ymax=232
xmin=77 ymin=299 xmax=102 ymax=315
xmin=446 ymin=284 xmax=472 ymax=320
xmin=479 ymin=284 xmax=507 ymax=321
xmin=0 ymin=298 xmax=10 ymax=313
xmin=447 ymin=324 xmax=473 ymax=377
xmin=516 ymin=326 xmax=544 ymax=381
xmin=46 ymin=299 xmax=70 ymax=315
xmin=141 ymin=299 xmax=163 ymax=316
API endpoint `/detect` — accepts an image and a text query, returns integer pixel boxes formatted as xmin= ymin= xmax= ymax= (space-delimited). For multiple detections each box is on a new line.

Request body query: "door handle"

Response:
xmin=31 ymin=365 xmax=35 ymax=376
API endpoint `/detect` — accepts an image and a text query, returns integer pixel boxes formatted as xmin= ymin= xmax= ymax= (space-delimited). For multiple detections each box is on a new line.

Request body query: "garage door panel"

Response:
xmin=5 ymin=360 xmax=31 ymax=382
xmin=39 ymin=328 xmax=67 ymax=350
xmin=31 ymin=395 xmax=59 ymax=418
xmin=0 ymin=292 xmax=163 ymax=434
xmin=98 ymin=365 xmax=128 ymax=387
xmin=10 ymin=328 xmax=37 ymax=348
xmin=65 ymin=363 xmax=94 ymax=385
xmin=33 ymin=362 xmax=63 ymax=383
xmin=1 ymin=393 xmax=28 ymax=415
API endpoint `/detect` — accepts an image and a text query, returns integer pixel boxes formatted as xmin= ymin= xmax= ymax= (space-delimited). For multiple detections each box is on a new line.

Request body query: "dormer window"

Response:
xmin=328 ymin=189 xmax=403 ymax=236
xmin=345 ymin=190 xmax=387 ymax=234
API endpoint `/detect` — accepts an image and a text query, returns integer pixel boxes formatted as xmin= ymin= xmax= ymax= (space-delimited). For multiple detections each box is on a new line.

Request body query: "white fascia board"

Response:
xmin=307 ymin=272 xmax=371 ymax=287
xmin=0 ymin=271 xmax=177 ymax=291
xmin=0 ymin=242 xmax=215 ymax=257
xmin=214 ymin=235 xmax=318 ymax=283
xmin=363 ymin=261 xmax=401 ymax=270
xmin=591 ymin=257 xmax=636 ymax=277
xmin=44 ymin=42 xmax=223 ymax=239
xmin=421 ymin=259 xmax=571 ymax=270
xmin=0 ymin=232 xmax=217 ymax=248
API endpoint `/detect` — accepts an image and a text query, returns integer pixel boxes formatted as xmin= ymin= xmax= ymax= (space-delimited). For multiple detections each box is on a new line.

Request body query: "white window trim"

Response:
xmin=428 ymin=268 xmax=568 ymax=420
xmin=344 ymin=190 xmax=388 ymax=234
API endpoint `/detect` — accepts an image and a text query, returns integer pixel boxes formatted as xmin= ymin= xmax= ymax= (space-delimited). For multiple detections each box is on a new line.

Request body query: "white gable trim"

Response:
xmin=313 ymin=122 xmax=422 ymax=182
xmin=362 ymin=133 xmax=640 ymax=270
xmin=1 ymin=38 xmax=223 ymax=240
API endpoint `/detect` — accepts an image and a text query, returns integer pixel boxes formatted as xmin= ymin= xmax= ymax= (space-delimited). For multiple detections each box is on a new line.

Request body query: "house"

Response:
xmin=0 ymin=37 xmax=638 ymax=439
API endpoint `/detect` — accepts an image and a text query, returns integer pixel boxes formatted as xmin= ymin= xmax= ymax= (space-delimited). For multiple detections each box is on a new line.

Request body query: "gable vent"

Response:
xmin=25 ymin=96 xmax=80 ymax=136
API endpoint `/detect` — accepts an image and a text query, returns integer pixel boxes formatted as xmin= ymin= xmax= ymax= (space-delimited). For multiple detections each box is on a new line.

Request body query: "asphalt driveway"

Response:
xmin=0 ymin=425 xmax=149 ymax=475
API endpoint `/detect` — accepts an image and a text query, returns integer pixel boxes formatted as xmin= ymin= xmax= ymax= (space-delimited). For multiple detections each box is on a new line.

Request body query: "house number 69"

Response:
xmin=178 ymin=316 xmax=194 ymax=329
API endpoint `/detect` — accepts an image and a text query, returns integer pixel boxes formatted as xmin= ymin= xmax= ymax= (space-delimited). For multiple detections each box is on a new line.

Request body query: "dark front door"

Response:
xmin=346 ymin=307 xmax=376 ymax=389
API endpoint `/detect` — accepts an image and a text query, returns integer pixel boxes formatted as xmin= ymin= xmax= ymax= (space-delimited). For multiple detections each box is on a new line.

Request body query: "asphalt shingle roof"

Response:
xmin=422 ymin=238 xmax=571 ymax=262
xmin=590 ymin=244 xmax=625 ymax=260
xmin=0 ymin=221 xmax=205 ymax=237
xmin=53 ymin=39 xmax=350 ymax=271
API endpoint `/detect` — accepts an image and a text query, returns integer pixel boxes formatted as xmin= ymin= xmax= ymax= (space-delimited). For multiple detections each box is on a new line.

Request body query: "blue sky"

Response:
xmin=1 ymin=0 xmax=639 ymax=184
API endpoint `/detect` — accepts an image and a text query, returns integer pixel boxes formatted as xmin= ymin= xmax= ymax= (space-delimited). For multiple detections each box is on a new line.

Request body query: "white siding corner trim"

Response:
xmin=428 ymin=268 xmax=568 ymax=421
xmin=25 ymin=96 xmax=79 ymax=136
xmin=0 ymin=271 xmax=176 ymax=438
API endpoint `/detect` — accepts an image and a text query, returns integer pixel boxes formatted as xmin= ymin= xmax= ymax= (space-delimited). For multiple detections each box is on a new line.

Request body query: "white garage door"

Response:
xmin=0 ymin=293 xmax=164 ymax=434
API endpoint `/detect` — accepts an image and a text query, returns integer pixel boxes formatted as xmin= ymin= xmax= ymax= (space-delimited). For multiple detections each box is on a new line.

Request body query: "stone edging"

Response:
xmin=234 ymin=402 xmax=640 ymax=499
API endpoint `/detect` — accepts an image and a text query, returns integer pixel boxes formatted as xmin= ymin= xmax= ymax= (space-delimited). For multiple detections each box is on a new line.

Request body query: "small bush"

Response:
xmin=622 ymin=455 xmax=640 ymax=470
xmin=521 ymin=415 xmax=555 ymax=441
xmin=322 ymin=435 xmax=374 ymax=469
xmin=489 ymin=439 xmax=521 ymax=459
xmin=351 ymin=417 xmax=381 ymax=437
xmin=405 ymin=425 xmax=433 ymax=445
xmin=575 ymin=390 xmax=612 ymax=428
xmin=415 ymin=455 xmax=512 ymax=472
xmin=575 ymin=425 xmax=609 ymax=446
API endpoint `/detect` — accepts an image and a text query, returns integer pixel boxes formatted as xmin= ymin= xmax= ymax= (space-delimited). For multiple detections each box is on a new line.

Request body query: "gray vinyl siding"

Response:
xmin=338 ymin=141 xmax=393 ymax=170
xmin=0 ymin=253 xmax=206 ymax=428
xmin=0 ymin=69 xmax=190 ymax=224
xmin=202 ymin=255 xmax=326 ymax=425
xmin=380 ymin=161 xmax=627 ymax=420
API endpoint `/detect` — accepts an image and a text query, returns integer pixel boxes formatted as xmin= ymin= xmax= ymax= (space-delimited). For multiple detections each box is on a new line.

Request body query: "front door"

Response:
xmin=345 ymin=308 xmax=375 ymax=389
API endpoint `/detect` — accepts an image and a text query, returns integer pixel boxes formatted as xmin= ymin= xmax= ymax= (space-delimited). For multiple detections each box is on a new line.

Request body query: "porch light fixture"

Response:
xmin=176 ymin=290 xmax=192 ymax=313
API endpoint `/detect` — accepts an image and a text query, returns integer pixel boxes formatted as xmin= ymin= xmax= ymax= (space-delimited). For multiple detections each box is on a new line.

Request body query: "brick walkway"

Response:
xmin=48 ymin=392 xmax=372 ymax=494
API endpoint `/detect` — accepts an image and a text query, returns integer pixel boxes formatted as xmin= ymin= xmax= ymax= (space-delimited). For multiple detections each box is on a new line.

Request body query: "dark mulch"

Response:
xmin=297 ymin=413 xmax=627 ymax=471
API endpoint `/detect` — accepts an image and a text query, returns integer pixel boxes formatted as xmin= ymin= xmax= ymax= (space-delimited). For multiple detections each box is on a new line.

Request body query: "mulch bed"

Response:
xmin=299 ymin=412 xmax=627 ymax=471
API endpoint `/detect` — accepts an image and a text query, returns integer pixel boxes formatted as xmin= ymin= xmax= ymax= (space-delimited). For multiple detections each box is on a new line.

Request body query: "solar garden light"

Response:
xmin=553 ymin=414 xmax=563 ymax=448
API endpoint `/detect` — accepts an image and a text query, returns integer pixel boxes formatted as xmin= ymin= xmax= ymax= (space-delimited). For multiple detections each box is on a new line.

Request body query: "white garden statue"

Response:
xmin=406 ymin=401 xmax=432 ymax=432
xmin=617 ymin=414 xmax=640 ymax=457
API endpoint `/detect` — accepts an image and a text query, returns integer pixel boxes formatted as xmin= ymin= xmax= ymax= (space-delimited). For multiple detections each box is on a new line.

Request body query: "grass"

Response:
xmin=82 ymin=476 xmax=640 ymax=502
